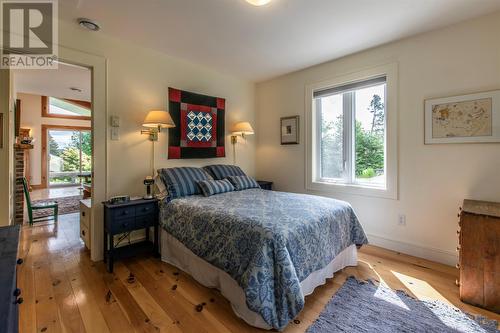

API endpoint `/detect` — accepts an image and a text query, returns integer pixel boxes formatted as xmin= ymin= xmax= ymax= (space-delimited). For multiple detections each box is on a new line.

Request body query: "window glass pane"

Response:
xmin=354 ymin=83 xmax=386 ymax=186
xmin=49 ymin=97 xmax=91 ymax=117
xmin=48 ymin=130 xmax=80 ymax=185
xmin=319 ymin=93 xmax=345 ymax=180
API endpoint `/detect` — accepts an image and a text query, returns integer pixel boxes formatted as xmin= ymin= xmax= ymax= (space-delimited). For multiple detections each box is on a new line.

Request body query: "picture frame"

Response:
xmin=424 ymin=90 xmax=500 ymax=144
xmin=281 ymin=116 xmax=299 ymax=145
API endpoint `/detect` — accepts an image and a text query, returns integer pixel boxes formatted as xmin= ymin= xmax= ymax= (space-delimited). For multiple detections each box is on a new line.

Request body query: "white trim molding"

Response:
xmin=305 ymin=63 xmax=399 ymax=200
xmin=367 ymin=233 xmax=457 ymax=266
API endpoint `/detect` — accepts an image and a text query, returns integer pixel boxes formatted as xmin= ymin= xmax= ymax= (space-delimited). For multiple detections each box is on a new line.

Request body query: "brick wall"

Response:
xmin=14 ymin=149 xmax=25 ymax=225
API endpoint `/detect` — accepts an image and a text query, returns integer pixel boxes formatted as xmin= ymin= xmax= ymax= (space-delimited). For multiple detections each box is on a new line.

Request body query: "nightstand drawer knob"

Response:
xmin=15 ymin=297 xmax=23 ymax=304
xmin=82 ymin=212 xmax=86 ymax=217
xmin=13 ymin=288 xmax=21 ymax=297
xmin=456 ymin=263 xmax=460 ymax=269
xmin=81 ymin=230 xmax=86 ymax=236
xmin=17 ymin=258 xmax=23 ymax=265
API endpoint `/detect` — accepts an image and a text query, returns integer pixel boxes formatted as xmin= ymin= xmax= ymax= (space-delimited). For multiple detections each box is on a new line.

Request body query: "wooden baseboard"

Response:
xmin=367 ymin=233 xmax=457 ymax=266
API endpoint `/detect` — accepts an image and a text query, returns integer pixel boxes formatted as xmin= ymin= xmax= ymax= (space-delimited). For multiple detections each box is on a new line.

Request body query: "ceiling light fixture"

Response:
xmin=245 ymin=0 xmax=272 ymax=6
xmin=78 ymin=18 xmax=101 ymax=31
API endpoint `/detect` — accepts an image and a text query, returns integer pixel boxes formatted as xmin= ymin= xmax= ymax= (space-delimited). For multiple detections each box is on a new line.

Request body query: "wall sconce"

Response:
xmin=231 ymin=121 xmax=254 ymax=164
xmin=231 ymin=121 xmax=255 ymax=144
xmin=141 ymin=110 xmax=176 ymax=177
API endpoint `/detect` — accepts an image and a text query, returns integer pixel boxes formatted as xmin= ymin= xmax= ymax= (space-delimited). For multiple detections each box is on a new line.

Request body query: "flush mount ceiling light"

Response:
xmin=77 ymin=18 xmax=101 ymax=31
xmin=245 ymin=0 xmax=272 ymax=6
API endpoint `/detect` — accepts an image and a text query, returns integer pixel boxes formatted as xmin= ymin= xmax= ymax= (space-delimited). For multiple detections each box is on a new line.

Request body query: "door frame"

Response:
xmin=41 ymin=124 xmax=92 ymax=188
xmin=1 ymin=46 xmax=108 ymax=261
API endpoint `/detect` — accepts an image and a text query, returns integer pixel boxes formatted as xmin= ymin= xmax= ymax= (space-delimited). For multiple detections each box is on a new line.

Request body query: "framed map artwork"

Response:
xmin=425 ymin=90 xmax=500 ymax=144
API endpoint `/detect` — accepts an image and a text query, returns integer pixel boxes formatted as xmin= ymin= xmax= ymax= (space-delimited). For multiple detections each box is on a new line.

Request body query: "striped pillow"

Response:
xmin=197 ymin=179 xmax=235 ymax=197
xmin=158 ymin=167 xmax=213 ymax=199
xmin=226 ymin=175 xmax=260 ymax=191
xmin=203 ymin=165 xmax=246 ymax=180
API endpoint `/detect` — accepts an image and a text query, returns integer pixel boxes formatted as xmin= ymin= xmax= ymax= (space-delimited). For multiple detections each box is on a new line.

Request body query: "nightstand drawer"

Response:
xmin=135 ymin=204 xmax=155 ymax=217
xmin=112 ymin=206 xmax=135 ymax=219
xmin=135 ymin=214 xmax=155 ymax=229
xmin=110 ymin=218 xmax=135 ymax=234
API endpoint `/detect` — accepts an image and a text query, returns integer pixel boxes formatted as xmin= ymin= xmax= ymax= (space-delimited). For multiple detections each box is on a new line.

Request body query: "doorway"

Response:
xmin=2 ymin=46 xmax=107 ymax=262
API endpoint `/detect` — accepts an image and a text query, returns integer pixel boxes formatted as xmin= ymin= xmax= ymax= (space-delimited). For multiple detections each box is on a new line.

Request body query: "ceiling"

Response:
xmin=14 ymin=62 xmax=91 ymax=101
xmin=60 ymin=0 xmax=500 ymax=82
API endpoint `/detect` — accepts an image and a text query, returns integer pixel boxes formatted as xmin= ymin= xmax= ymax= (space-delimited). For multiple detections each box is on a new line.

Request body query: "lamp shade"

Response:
xmin=231 ymin=122 xmax=254 ymax=135
xmin=143 ymin=110 xmax=175 ymax=128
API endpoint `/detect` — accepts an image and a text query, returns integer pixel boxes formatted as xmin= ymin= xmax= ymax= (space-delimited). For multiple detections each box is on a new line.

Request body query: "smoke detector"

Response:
xmin=78 ymin=18 xmax=100 ymax=31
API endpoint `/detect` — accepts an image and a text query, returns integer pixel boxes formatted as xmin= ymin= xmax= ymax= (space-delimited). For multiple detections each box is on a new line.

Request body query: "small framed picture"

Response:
xmin=281 ymin=116 xmax=299 ymax=145
xmin=424 ymin=90 xmax=500 ymax=144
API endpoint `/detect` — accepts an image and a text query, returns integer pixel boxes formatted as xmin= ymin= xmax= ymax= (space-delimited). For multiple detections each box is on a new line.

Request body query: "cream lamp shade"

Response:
xmin=142 ymin=110 xmax=175 ymax=129
xmin=231 ymin=122 xmax=254 ymax=136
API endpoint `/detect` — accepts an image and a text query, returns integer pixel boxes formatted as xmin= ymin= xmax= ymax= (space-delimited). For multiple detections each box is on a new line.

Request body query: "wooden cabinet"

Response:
xmin=79 ymin=199 xmax=91 ymax=250
xmin=458 ymin=199 xmax=500 ymax=313
xmin=0 ymin=225 xmax=22 ymax=333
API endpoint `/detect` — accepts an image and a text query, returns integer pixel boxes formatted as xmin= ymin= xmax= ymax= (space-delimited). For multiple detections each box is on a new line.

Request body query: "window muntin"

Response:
xmin=315 ymin=77 xmax=386 ymax=189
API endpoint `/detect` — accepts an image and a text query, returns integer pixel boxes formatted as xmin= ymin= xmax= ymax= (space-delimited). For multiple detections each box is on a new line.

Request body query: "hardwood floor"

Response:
xmin=18 ymin=213 xmax=499 ymax=333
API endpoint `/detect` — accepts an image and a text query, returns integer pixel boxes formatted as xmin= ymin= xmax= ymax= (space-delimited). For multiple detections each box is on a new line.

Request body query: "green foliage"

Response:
xmin=48 ymin=134 xmax=61 ymax=156
xmin=369 ymin=94 xmax=385 ymax=135
xmin=60 ymin=147 xmax=91 ymax=172
xmin=70 ymin=131 xmax=92 ymax=156
xmin=355 ymin=121 xmax=384 ymax=176
xmin=359 ymin=168 xmax=376 ymax=179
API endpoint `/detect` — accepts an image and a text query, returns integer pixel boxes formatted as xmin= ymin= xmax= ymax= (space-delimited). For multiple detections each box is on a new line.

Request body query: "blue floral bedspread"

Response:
xmin=159 ymin=189 xmax=368 ymax=330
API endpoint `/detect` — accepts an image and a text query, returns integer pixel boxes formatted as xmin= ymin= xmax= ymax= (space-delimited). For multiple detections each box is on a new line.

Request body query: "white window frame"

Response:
xmin=305 ymin=63 xmax=398 ymax=199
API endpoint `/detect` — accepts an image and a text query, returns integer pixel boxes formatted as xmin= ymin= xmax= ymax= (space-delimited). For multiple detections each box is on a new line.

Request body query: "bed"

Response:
xmin=158 ymin=181 xmax=368 ymax=331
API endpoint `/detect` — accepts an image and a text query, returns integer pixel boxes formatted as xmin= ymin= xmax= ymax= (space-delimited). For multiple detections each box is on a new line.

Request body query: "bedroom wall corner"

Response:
xmin=254 ymin=10 xmax=500 ymax=265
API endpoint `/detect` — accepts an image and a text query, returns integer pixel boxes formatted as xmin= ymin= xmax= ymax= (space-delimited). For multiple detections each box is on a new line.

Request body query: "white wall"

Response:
xmin=17 ymin=93 xmax=91 ymax=186
xmin=255 ymin=11 xmax=500 ymax=265
xmin=54 ymin=19 xmax=255 ymax=198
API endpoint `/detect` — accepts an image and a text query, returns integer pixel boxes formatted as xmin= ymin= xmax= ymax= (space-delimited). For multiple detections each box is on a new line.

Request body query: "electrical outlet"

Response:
xmin=398 ymin=214 xmax=406 ymax=226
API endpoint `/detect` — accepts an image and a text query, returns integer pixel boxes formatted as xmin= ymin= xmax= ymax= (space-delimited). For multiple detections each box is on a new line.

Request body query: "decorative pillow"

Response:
xmin=158 ymin=167 xmax=213 ymax=199
xmin=203 ymin=164 xmax=246 ymax=180
xmin=226 ymin=175 xmax=260 ymax=191
xmin=197 ymin=179 xmax=235 ymax=197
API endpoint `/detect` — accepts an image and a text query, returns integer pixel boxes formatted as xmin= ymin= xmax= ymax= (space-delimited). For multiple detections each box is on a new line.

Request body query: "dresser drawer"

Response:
xmin=110 ymin=218 xmax=135 ymax=234
xmin=112 ymin=206 xmax=135 ymax=219
xmin=135 ymin=203 xmax=155 ymax=217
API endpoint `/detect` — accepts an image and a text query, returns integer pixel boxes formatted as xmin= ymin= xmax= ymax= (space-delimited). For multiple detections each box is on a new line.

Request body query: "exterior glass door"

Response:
xmin=48 ymin=129 xmax=91 ymax=186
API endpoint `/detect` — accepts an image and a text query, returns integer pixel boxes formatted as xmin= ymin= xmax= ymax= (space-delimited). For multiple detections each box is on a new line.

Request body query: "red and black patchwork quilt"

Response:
xmin=168 ymin=87 xmax=225 ymax=159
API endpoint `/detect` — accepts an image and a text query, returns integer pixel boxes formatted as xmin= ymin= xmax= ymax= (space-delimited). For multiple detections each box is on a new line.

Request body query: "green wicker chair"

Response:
xmin=21 ymin=177 xmax=58 ymax=225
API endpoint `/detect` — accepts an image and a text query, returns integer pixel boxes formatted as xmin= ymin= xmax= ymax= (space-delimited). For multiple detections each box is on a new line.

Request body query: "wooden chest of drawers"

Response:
xmin=458 ymin=199 xmax=500 ymax=313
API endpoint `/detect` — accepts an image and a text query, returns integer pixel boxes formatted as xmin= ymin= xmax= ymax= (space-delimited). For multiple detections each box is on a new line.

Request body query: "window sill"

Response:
xmin=307 ymin=179 xmax=397 ymax=200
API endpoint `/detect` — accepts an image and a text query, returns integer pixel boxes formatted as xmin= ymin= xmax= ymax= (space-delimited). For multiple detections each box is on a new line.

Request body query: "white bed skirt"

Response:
xmin=160 ymin=230 xmax=358 ymax=330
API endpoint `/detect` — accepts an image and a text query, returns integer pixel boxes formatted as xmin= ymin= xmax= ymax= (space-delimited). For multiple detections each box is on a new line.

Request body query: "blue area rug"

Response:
xmin=306 ymin=277 xmax=499 ymax=333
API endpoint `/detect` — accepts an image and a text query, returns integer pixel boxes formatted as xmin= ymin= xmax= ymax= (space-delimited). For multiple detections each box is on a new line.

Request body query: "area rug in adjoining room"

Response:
xmin=306 ymin=277 xmax=499 ymax=333
xmin=32 ymin=195 xmax=83 ymax=218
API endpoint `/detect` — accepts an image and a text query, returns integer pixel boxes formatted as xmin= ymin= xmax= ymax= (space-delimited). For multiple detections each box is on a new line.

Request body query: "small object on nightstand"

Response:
xmin=103 ymin=198 xmax=159 ymax=273
xmin=144 ymin=176 xmax=154 ymax=199
xmin=257 ymin=180 xmax=273 ymax=191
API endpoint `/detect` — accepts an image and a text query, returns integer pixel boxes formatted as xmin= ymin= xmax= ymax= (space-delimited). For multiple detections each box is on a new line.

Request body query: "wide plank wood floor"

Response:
xmin=18 ymin=213 xmax=499 ymax=333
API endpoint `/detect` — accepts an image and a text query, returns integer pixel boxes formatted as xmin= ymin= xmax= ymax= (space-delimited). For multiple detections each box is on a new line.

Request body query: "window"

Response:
xmin=306 ymin=64 xmax=398 ymax=199
xmin=315 ymin=77 xmax=386 ymax=188
xmin=42 ymin=96 xmax=91 ymax=119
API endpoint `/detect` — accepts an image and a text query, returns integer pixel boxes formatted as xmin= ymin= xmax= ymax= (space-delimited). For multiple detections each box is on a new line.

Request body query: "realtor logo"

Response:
xmin=1 ymin=0 xmax=58 ymax=69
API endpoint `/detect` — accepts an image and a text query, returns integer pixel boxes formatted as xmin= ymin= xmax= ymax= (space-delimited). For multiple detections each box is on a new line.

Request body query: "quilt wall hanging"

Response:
xmin=168 ymin=87 xmax=226 ymax=159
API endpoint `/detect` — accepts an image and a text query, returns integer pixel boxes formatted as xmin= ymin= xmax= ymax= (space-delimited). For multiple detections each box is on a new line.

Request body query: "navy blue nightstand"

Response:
xmin=103 ymin=199 xmax=159 ymax=273
xmin=257 ymin=180 xmax=273 ymax=191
